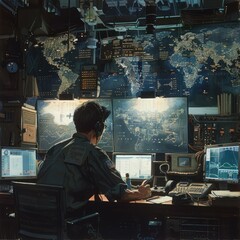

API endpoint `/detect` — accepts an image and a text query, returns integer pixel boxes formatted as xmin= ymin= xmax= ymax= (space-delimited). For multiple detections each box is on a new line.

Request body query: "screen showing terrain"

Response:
xmin=113 ymin=98 xmax=188 ymax=153
xmin=37 ymin=98 xmax=188 ymax=153
xmin=37 ymin=99 xmax=113 ymax=152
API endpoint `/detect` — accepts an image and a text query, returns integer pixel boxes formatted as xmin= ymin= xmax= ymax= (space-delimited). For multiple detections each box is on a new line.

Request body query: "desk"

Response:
xmin=0 ymin=193 xmax=240 ymax=240
xmin=87 ymin=196 xmax=240 ymax=239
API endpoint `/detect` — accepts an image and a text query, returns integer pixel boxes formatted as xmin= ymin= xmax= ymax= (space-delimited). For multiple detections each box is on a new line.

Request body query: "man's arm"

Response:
xmin=120 ymin=182 xmax=152 ymax=201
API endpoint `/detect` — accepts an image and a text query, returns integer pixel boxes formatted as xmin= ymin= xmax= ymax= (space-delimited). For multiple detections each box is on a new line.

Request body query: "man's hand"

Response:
xmin=138 ymin=183 xmax=152 ymax=199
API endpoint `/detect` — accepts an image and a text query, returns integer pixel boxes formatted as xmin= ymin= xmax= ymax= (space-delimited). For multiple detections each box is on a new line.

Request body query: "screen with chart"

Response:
xmin=0 ymin=147 xmax=37 ymax=180
xmin=37 ymin=99 xmax=113 ymax=152
xmin=113 ymin=98 xmax=188 ymax=153
xmin=204 ymin=143 xmax=240 ymax=184
xmin=113 ymin=153 xmax=155 ymax=180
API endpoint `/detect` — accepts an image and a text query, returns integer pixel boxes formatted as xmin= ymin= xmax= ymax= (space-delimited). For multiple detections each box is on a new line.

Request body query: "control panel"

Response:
xmin=189 ymin=115 xmax=240 ymax=150
xmin=80 ymin=65 xmax=98 ymax=98
xmin=165 ymin=217 xmax=220 ymax=239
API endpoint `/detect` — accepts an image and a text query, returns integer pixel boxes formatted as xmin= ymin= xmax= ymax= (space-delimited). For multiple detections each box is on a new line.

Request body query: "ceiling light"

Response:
xmin=84 ymin=8 xmax=98 ymax=26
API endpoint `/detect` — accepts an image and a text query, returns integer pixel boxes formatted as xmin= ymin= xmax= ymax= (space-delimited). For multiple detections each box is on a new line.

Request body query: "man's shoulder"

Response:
xmin=48 ymin=137 xmax=74 ymax=152
xmin=89 ymin=144 xmax=107 ymax=155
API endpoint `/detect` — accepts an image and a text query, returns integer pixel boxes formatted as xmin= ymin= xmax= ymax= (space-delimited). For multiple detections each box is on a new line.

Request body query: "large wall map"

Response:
xmin=28 ymin=22 xmax=240 ymax=108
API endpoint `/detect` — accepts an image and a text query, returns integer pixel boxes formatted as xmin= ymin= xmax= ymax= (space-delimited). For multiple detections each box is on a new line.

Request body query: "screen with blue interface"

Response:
xmin=37 ymin=99 xmax=113 ymax=152
xmin=204 ymin=143 xmax=240 ymax=184
xmin=0 ymin=147 xmax=37 ymax=180
xmin=113 ymin=97 xmax=188 ymax=153
xmin=113 ymin=153 xmax=155 ymax=180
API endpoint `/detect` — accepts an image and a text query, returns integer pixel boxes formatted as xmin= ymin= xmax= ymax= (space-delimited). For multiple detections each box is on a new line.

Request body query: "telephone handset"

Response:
xmin=151 ymin=180 xmax=176 ymax=196
xmin=164 ymin=180 xmax=177 ymax=194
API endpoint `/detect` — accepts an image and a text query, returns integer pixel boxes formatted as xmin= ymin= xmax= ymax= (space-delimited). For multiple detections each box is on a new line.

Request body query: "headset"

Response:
xmin=94 ymin=120 xmax=104 ymax=138
xmin=92 ymin=103 xmax=110 ymax=138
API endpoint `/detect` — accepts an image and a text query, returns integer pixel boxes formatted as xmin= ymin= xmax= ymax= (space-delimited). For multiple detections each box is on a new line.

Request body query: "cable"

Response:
xmin=159 ymin=162 xmax=170 ymax=181
xmin=159 ymin=162 xmax=170 ymax=174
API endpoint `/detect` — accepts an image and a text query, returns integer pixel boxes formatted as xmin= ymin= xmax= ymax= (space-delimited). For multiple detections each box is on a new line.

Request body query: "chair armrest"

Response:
xmin=66 ymin=212 xmax=99 ymax=225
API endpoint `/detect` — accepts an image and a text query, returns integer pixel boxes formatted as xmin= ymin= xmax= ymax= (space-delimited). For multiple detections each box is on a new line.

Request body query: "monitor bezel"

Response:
xmin=112 ymin=152 xmax=156 ymax=181
xmin=0 ymin=146 xmax=38 ymax=180
xmin=203 ymin=142 xmax=240 ymax=184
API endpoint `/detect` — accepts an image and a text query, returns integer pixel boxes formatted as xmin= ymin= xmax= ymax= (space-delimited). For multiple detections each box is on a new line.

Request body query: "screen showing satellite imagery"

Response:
xmin=113 ymin=97 xmax=188 ymax=153
xmin=37 ymin=98 xmax=188 ymax=153
xmin=37 ymin=99 xmax=113 ymax=152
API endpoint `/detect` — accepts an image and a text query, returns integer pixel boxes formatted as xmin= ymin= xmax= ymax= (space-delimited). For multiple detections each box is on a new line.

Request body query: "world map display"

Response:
xmin=113 ymin=98 xmax=188 ymax=153
xmin=28 ymin=22 xmax=239 ymax=109
xmin=37 ymin=98 xmax=188 ymax=153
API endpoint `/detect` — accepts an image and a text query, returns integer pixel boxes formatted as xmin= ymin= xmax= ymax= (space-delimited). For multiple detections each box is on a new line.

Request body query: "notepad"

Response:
xmin=146 ymin=196 xmax=172 ymax=204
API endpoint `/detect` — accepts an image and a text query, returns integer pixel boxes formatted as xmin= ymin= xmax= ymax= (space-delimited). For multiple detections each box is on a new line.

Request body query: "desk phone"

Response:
xmin=168 ymin=182 xmax=214 ymax=199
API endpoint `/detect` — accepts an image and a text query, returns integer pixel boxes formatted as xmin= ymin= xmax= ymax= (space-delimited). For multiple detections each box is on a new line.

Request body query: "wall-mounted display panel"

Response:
xmin=113 ymin=97 xmax=188 ymax=153
xmin=37 ymin=99 xmax=113 ymax=153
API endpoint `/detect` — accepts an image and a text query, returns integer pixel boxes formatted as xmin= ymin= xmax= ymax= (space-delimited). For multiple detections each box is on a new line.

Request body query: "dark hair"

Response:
xmin=73 ymin=101 xmax=110 ymax=134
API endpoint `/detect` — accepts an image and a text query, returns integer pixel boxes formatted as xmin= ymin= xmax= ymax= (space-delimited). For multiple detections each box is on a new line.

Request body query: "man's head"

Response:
xmin=73 ymin=101 xmax=111 ymax=139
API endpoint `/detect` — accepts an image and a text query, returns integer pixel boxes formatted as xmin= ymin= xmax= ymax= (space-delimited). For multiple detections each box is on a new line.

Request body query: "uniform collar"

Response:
xmin=72 ymin=132 xmax=89 ymax=141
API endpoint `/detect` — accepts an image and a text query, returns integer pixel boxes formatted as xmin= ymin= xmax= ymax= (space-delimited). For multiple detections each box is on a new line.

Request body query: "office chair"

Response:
xmin=12 ymin=181 xmax=100 ymax=240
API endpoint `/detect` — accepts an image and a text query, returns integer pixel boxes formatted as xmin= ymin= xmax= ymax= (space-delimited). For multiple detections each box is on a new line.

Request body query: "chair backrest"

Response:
xmin=12 ymin=181 xmax=66 ymax=240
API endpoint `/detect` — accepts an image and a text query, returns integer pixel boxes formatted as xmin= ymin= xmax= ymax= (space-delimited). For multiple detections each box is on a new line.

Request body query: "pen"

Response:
xmin=146 ymin=196 xmax=159 ymax=201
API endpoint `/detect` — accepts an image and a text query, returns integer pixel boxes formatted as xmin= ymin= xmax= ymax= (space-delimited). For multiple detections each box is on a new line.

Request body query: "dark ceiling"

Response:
xmin=0 ymin=0 xmax=239 ymax=39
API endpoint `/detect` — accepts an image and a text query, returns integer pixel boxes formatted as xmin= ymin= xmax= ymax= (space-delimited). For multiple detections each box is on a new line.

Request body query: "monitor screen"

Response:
xmin=178 ymin=156 xmax=191 ymax=167
xmin=204 ymin=143 xmax=240 ymax=184
xmin=113 ymin=153 xmax=155 ymax=180
xmin=37 ymin=98 xmax=187 ymax=154
xmin=0 ymin=147 xmax=37 ymax=180
xmin=37 ymin=99 xmax=113 ymax=153
xmin=113 ymin=97 xmax=188 ymax=153
xmin=165 ymin=153 xmax=197 ymax=173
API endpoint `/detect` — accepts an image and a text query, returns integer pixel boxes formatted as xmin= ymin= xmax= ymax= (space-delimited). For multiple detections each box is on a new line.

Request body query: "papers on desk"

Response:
xmin=211 ymin=190 xmax=240 ymax=198
xmin=208 ymin=190 xmax=240 ymax=206
xmin=146 ymin=196 xmax=172 ymax=204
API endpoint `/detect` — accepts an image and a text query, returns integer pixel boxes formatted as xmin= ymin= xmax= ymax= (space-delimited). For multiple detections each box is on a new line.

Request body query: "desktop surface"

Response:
xmin=0 ymin=191 xmax=239 ymax=240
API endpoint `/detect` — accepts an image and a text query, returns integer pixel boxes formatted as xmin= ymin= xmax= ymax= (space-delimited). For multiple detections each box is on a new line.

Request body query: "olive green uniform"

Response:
xmin=37 ymin=133 xmax=127 ymax=216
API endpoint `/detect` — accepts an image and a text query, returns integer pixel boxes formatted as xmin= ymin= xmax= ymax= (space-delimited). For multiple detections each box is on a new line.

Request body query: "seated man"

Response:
xmin=37 ymin=101 xmax=151 ymax=218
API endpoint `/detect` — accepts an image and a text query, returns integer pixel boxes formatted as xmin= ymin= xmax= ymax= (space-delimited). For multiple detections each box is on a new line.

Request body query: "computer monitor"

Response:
xmin=204 ymin=142 xmax=240 ymax=188
xmin=112 ymin=97 xmax=188 ymax=153
xmin=37 ymin=99 xmax=113 ymax=153
xmin=0 ymin=146 xmax=37 ymax=180
xmin=165 ymin=153 xmax=198 ymax=173
xmin=113 ymin=152 xmax=155 ymax=181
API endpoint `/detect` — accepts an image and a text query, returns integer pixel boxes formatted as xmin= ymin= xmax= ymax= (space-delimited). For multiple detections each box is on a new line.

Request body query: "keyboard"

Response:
xmin=168 ymin=182 xmax=214 ymax=199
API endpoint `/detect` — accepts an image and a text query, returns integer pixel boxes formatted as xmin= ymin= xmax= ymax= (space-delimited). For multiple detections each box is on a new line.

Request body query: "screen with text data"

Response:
xmin=0 ymin=147 xmax=37 ymax=180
